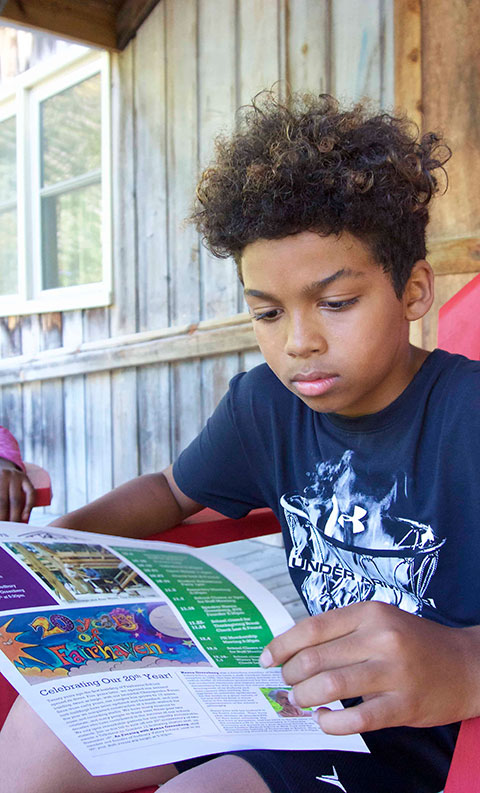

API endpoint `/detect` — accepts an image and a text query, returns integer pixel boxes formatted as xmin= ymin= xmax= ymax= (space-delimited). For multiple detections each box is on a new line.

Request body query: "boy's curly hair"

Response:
xmin=191 ymin=93 xmax=451 ymax=297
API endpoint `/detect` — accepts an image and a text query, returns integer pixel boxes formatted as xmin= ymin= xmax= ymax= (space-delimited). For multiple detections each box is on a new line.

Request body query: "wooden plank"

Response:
xmin=137 ymin=364 xmax=172 ymax=474
xmin=238 ymin=0 xmax=282 ymax=103
xmin=40 ymin=378 xmax=65 ymax=514
xmin=166 ymin=0 xmax=202 ymax=456
xmin=19 ymin=315 xmax=43 ymax=467
xmin=331 ymin=0 xmax=382 ymax=103
xmin=116 ymin=0 xmax=161 ymax=50
xmin=428 ymin=237 xmax=480 ymax=277
xmin=198 ymin=0 xmax=238 ymax=321
xmin=422 ymin=0 xmax=480 ymax=241
xmin=0 ymin=0 xmax=119 ymax=51
xmin=133 ymin=3 xmax=172 ymax=475
xmin=235 ymin=0 xmax=282 ymax=317
xmin=111 ymin=367 xmax=139 ymax=486
xmin=110 ymin=46 xmax=137 ymax=338
xmin=83 ymin=308 xmax=113 ymax=503
xmin=0 ymin=317 xmax=258 ymax=386
xmin=38 ymin=312 xmax=65 ymax=515
xmin=166 ymin=0 xmax=200 ymax=326
xmin=197 ymin=0 xmax=241 ymax=426
xmin=62 ymin=311 xmax=87 ymax=512
xmin=134 ymin=1 xmax=169 ymax=332
xmin=172 ymin=359 xmax=203 ymax=459
xmin=201 ymin=354 xmax=241 ymax=424
xmin=110 ymin=42 xmax=139 ymax=490
xmin=393 ymin=0 xmax=421 ymax=125
xmin=285 ymin=0 xmax=329 ymax=95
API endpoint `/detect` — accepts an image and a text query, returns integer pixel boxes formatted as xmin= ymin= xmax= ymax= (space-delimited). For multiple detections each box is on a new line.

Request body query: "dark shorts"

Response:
xmin=174 ymin=724 xmax=458 ymax=793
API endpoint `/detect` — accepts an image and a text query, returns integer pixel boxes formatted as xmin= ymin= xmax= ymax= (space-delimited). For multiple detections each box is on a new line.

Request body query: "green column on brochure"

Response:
xmin=113 ymin=547 xmax=274 ymax=668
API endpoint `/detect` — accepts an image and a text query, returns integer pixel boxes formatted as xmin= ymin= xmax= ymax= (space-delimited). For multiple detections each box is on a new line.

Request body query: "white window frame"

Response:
xmin=0 ymin=49 xmax=112 ymax=316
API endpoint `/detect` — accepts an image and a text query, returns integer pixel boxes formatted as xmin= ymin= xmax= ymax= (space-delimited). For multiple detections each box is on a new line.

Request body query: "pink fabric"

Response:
xmin=0 ymin=427 xmax=26 ymax=472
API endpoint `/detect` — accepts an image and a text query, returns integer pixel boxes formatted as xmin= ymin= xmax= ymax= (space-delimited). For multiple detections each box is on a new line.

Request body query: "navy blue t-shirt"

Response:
xmin=174 ymin=349 xmax=480 ymax=630
xmin=173 ymin=348 xmax=480 ymax=787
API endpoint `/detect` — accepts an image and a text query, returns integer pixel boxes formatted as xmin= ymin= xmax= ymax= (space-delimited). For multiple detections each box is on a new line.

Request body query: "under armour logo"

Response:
xmin=325 ymin=495 xmax=367 ymax=537
xmin=338 ymin=504 xmax=367 ymax=534
xmin=316 ymin=765 xmax=347 ymax=792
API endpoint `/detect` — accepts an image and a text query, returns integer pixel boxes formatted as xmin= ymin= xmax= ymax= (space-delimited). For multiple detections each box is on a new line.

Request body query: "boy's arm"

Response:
xmin=48 ymin=465 xmax=204 ymax=537
xmin=260 ymin=601 xmax=480 ymax=734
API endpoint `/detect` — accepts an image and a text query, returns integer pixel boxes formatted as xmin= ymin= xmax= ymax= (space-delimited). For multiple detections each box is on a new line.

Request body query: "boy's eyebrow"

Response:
xmin=244 ymin=268 xmax=366 ymax=301
xmin=302 ymin=267 xmax=366 ymax=295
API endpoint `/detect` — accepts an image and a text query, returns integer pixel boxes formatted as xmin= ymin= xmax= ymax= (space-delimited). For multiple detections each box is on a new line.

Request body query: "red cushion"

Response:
xmin=0 ymin=676 xmax=17 ymax=726
xmin=444 ymin=717 xmax=480 ymax=792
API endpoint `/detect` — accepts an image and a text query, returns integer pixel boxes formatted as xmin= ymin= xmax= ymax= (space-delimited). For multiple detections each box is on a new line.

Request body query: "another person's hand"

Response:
xmin=260 ymin=600 xmax=480 ymax=734
xmin=0 ymin=458 xmax=36 ymax=522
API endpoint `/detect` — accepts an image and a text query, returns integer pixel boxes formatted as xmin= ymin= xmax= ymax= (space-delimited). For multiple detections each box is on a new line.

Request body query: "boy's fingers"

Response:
xmin=260 ymin=606 xmax=362 ymax=667
xmin=280 ymin=631 xmax=371 ymax=686
xmin=289 ymin=659 xmax=385 ymax=710
xmin=314 ymin=694 xmax=396 ymax=735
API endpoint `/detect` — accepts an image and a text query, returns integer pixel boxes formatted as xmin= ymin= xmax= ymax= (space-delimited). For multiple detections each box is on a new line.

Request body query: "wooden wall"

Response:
xmin=394 ymin=0 xmax=480 ymax=350
xmin=0 ymin=0 xmax=394 ymax=516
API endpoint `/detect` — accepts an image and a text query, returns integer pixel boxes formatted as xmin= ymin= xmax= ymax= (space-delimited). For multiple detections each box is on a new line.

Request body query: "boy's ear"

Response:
xmin=403 ymin=260 xmax=434 ymax=321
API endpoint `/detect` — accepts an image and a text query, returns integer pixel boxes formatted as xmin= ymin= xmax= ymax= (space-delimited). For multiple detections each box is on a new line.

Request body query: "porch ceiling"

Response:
xmin=0 ymin=0 xmax=161 ymax=51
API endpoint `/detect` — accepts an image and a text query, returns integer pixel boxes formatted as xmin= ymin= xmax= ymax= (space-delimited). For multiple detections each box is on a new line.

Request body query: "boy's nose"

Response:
xmin=284 ymin=315 xmax=327 ymax=357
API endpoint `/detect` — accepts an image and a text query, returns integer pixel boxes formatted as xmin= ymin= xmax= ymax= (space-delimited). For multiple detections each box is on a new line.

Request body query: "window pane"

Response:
xmin=41 ymin=73 xmax=101 ymax=187
xmin=42 ymin=181 xmax=102 ymax=289
xmin=0 ymin=115 xmax=16 ymax=205
xmin=0 ymin=208 xmax=18 ymax=295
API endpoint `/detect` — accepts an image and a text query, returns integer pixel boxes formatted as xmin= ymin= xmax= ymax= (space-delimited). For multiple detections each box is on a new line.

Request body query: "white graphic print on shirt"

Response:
xmin=282 ymin=451 xmax=445 ymax=616
xmin=316 ymin=766 xmax=347 ymax=792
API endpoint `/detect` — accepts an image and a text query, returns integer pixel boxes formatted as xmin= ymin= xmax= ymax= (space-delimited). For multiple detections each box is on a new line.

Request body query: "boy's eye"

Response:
xmin=320 ymin=297 xmax=359 ymax=311
xmin=251 ymin=308 xmax=282 ymax=322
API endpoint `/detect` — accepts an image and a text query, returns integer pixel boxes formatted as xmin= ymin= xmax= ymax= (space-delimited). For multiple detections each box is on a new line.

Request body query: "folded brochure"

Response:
xmin=0 ymin=521 xmax=367 ymax=775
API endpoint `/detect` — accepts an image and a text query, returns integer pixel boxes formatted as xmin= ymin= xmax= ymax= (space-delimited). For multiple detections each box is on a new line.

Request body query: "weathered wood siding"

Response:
xmin=0 ymin=0 xmax=394 ymax=515
xmin=394 ymin=0 xmax=480 ymax=350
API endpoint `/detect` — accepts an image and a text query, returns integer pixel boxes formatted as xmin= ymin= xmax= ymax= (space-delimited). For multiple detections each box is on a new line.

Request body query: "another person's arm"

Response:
xmin=49 ymin=464 xmax=204 ymax=538
xmin=260 ymin=600 xmax=480 ymax=734
xmin=0 ymin=427 xmax=35 ymax=522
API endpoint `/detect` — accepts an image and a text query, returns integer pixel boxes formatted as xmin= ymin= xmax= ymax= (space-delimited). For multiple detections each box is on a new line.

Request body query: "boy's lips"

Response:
xmin=290 ymin=371 xmax=339 ymax=397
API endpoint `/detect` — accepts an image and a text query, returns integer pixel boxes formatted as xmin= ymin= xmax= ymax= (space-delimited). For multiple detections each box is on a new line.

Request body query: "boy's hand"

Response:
xmin=260 ymin=601 xmax=480 ymax=734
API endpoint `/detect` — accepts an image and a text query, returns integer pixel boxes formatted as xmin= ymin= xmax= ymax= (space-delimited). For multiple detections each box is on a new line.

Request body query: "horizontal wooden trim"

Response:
xmin=0 ymin=314 xmax=259 ymax=386
xmin=427 ymin=236 xmax=480 ymax=275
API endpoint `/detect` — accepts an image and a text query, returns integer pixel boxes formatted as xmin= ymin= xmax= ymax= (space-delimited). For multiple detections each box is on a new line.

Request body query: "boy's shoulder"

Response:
xmin=419 ymin=349 xmax=480 ymax=430
xmin=427 ymin=348 xmax=480 ymax=394
xmin=230 ymin=362 xmax=290 ymax=399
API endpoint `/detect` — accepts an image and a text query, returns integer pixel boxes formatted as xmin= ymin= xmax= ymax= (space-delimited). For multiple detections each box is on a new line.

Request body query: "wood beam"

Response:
xmin=116 ymin=0 xmax=161 ymax=50
xmin=0 ymin=0 xmax=119 ymax=51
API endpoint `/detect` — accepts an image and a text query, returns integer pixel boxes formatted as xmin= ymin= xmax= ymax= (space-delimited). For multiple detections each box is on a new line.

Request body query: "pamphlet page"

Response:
xmin=0 ymin=521 xmax=368 ymax=774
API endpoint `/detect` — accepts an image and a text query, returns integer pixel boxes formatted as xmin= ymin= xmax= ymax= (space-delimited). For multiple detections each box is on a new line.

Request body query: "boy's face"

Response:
xmin=242 ymin=231 xmax=424 ymax=417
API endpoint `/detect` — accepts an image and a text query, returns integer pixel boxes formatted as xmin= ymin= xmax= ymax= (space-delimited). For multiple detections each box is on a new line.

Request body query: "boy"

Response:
xmin=2 ymin=93 xmax=480 ymax=793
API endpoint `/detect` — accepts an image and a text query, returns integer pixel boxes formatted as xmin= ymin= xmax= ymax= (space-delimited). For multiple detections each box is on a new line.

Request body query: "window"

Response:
xmin=0 ymin=50 xmax=111 ymax=315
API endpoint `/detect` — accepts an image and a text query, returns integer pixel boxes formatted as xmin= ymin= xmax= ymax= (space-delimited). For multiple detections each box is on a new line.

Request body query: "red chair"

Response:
xmin=439 ymin=275 xmax=480 ymax=792
xmin=0 ymin=462 xmax=53 ymax=725
xmin=24 ymin=462 xmax=53 ymax=508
